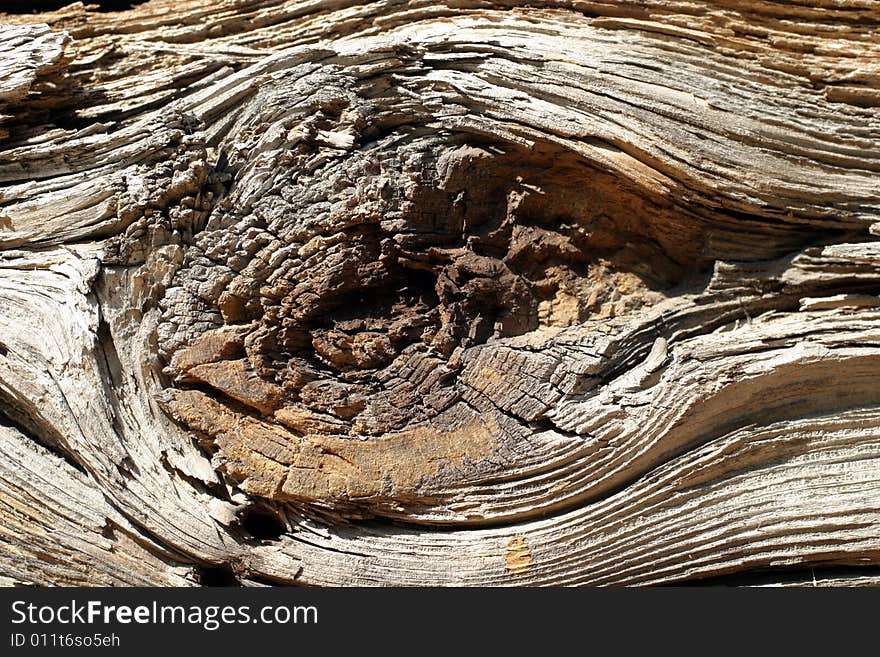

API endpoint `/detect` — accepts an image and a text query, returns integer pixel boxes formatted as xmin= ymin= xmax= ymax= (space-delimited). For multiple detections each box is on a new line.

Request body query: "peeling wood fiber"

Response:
xmin=0 ymin=0 xmax=879 ymax=586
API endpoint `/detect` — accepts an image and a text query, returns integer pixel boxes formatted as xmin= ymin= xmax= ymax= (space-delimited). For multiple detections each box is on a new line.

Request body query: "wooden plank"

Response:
xmin=1 ymin=0 xmax=878 ymax=586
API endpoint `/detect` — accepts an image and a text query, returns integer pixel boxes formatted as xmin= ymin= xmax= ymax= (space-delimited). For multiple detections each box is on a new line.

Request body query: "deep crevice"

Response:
xmin=0 ymin=404 xmax=86 ymax=474
xmin=678 ymin=564 xmax=880 ymax=587
xmin=1 ymin=1 xmax=147 ymax=13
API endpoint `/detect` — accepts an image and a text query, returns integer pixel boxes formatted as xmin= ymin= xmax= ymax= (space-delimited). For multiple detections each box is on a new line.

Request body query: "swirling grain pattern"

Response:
xmin=0 ymin=0 xmax=878 ymax=586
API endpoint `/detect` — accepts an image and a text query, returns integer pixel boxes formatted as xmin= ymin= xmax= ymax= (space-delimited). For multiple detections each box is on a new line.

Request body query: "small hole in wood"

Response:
xmin=241 ymin=506 xmax=286 ymax=541
xmin=196 ymin=564 xmax=239 ymax=587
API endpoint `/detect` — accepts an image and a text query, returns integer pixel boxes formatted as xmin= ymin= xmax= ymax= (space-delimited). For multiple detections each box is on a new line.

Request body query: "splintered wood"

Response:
xmin=0 ymin=0 xmax=879 ymax=586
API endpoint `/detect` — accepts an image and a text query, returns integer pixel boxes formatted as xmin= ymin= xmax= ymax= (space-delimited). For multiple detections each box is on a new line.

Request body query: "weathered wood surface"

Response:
xmin=1 ymin=0 xmax=879 ymax=586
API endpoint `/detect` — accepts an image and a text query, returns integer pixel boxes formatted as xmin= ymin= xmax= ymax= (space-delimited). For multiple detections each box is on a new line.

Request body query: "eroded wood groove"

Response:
xmin=0 ymin=0 xmax=878 ymax=586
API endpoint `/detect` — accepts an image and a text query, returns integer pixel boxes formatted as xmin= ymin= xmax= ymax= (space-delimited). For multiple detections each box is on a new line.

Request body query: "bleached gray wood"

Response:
xmin=1 ymin=0 xmax=879 ymax=586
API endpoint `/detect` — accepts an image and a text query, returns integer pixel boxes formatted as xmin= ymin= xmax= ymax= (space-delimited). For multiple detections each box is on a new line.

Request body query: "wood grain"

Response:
xmin=1 ymin=0 xmax=878 ymax=586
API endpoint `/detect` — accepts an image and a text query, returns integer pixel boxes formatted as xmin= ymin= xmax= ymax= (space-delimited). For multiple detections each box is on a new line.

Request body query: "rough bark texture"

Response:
xmin=1 ymin=0 xmax=879 ymax=586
